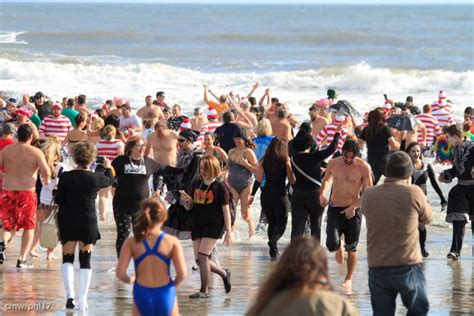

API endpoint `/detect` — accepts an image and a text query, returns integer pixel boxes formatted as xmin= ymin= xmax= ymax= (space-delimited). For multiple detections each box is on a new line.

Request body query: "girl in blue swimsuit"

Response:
xmin=116 ymin=198 xmax=187 ymax=316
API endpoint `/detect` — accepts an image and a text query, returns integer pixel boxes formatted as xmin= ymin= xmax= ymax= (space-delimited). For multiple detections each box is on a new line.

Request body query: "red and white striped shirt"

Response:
xmin=196 ymin=120 xmax=222 ymax=145
xmin=416 ymin=114 xmax=441 ymax=145
xmin=38 ymin=115 xmax=72 ymax=141
xmin=96 ymin=139 xmax=123 ymax=160
xmin=432 ymin=108 xmax=455 ymax=128
xmin=316 ymin=123 xmax=348 ymax=152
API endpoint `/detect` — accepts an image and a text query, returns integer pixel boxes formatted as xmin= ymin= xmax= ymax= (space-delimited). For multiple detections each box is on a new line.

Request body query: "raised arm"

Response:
xmin=246 ymin=82 xmax=259 ymax=99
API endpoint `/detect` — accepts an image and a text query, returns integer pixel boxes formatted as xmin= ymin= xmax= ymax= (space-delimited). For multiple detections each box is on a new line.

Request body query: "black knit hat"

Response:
xmin=385 ymin=151 xmax=413 ymax=179
xmin=179 ymin=129 xmax=198 ymax=142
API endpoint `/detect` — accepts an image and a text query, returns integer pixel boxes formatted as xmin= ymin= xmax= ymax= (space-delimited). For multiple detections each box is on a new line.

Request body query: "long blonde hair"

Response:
xmin=40 ymin=136 xmax=61 ymax=178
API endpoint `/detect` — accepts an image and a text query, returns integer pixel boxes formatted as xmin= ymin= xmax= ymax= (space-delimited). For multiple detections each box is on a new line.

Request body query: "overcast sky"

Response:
xmin=1 ymin=0 xmax=472 ymax=4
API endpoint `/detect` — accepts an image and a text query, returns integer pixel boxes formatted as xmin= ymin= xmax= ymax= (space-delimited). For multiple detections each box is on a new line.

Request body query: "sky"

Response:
xmin=1 ymin=0 xmax=472 ymax=4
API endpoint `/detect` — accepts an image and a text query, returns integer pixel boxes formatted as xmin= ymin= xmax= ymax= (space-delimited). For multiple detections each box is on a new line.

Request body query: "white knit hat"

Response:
xmin=383 ymin=101 xmax=392 ymax=110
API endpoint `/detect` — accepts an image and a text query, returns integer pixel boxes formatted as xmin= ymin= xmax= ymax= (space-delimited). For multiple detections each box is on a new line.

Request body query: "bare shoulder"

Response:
xmin=356 ymin=157 xmax=371 ymax=170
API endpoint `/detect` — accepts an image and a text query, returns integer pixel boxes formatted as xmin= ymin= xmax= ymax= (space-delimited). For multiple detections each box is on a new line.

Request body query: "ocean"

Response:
xmin=0 ymin=3 xmax=472 ymax=120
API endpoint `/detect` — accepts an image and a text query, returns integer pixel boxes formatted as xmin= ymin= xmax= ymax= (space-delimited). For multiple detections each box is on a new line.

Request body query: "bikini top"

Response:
xmin=134 ymin=233 xmax=171 ymax=271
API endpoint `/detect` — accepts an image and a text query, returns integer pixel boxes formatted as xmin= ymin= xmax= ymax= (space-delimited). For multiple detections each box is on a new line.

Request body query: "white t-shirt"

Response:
xmin=40 ymin=163 xmax=70 ymax=205
xmin=119 ymin=114 xmax=142 ymax=130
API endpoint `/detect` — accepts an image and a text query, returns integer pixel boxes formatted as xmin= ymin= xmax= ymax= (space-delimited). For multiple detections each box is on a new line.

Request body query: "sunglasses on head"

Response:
xmin=178 ymin=138 xmax=186 ymax=143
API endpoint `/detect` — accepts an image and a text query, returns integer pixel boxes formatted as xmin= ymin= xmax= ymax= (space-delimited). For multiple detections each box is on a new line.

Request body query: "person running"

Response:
xmin=309 ymin=98 xmax=332 ymax=137
xmin=227 ymin=128 xmax=258 ymax=237
xmin=86 ymin=117 xmax=104 ymax=145
xmin=0 ymin=124 xmax=50 ymax=268
xmin=362 ymin=151 xmax=432 ymax=316
xmin=290 ymin=126 xmax=341 ymax=241
xmin=136 ymin=95 xmax=164 ymax=128
xmin=406 ymin=141 xmax=447 ymax=257
xmin=116 ymin=197 xmax=187 ymax=316
xmin=358 ymin=108 xmax=400 ymax=184
xmin=320 ymin=140 xmax=372 ymax=291
xmin=96 ymin=125 xmax=124 ymax=221
xmin=30 ymin=136 xmax=64 ymax=260
xmin=112 ymin=136 xmax=165 ymax=258
xmin=203 ymin=132 xmax=228 ymax=169
xmin=179 ymin=156 xmax=233 ymax=298
xmin=439 ymin=125 xmax=474 ymax=260
xmin=246 ymin=237 xmax=359 ymax=316
xmin=251 ymin=138 xmax=295 ymax=259
xmin=144 ymin=121 xmax=179 ymax=195
xmin=55 ymin=142 xmax=114 ymax=310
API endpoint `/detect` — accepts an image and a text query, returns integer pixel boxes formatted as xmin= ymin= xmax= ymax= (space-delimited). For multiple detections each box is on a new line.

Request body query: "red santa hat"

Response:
xmin=180 ymin=118 xmax=192 ymax=131
xmin=52 ymin=101 xmax=62 ymax=111
xmin=334 ymin=113 xmax=346 ymax=123
xmin=206 ymin=106 xmax=218 ymax=119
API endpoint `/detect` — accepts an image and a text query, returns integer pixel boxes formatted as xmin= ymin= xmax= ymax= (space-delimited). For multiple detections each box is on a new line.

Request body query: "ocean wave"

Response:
xmin=0 ymin=58 xmax=471 ymax=118
xmin=0 ymin=31 xmax=28 ymax=45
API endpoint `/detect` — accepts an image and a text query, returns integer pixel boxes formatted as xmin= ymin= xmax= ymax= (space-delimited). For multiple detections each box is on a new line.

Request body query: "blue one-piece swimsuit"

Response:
xmin=133 ymin=233 xmax=176 ymax=316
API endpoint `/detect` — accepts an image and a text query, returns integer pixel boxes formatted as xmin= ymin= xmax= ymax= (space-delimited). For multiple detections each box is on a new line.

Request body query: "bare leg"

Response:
xmin=239 ymin=186 xmax=254 ymax=238
xmin=19 ymin=229 xmax=35 ymax=261
xmin=98 ymin=187 xmax=110 ymax=221
xmin=228 ymin=187 xmax=240 ymax=233
xmin=343 ymin=251 xmax=357 ymax=290
xmin=335 ymin=236 xmax=345 ymax=264
xmin=30 ymin=207 xmax=50 ymax=256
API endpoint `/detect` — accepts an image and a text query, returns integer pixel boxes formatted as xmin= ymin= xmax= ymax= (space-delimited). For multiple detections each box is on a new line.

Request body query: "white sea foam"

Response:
xmin=0 ymin=31 xmax=28 ymax=45
xmin=0 ymin=58 xmax=471 ymax=121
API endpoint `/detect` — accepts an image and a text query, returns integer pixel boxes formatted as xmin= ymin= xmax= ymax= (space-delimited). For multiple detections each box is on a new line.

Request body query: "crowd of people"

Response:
xmin=0 ymin=85 xmax=472 ymax=315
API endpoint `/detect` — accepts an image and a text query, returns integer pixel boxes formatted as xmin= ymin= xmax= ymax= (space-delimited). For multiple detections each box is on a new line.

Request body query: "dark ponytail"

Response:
xmin=133 ymin=198 xmax=168 ymax=242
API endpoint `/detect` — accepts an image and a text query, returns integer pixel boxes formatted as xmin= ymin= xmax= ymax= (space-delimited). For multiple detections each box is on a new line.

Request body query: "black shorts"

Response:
xmin=326 ymin=205 xmax=362 ymax=252
xmin=446 ymin=184 xmax=474 ymax=222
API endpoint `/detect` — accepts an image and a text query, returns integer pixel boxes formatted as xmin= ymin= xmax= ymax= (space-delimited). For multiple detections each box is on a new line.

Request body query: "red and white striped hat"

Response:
xmin=383 ymin=101 xmax=392 ymax=111
xmin=52 ymin=101 xmax=62 ymax=111
xmin=206 ymin=106 xmax=218 ymax=119
xmin=438 ymin=90 xmax=447 ymax=100
xmin=180 ymin=118 xmax=192 ymax=131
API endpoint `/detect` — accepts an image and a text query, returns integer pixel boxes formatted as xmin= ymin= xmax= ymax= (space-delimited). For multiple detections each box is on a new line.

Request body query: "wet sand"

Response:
xmin=0 ymin=212 xmax=472 ymax=315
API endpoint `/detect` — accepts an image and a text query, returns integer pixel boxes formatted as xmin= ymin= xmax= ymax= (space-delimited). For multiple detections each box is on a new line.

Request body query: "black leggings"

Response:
xmin=261 ymin=192 xmax=290 ymax=247
xmin=368 ymin=158 xmax=386 ymax=185
xmin=290 ymin=188 xmax=324 ymax=241
xmin=113 ymin=205 xmax=139 ymax=258
xmin=450 ymin=220 xmax=473 ymax=256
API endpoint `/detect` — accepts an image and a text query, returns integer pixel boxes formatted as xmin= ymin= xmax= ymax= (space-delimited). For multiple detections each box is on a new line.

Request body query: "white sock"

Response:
xmin=61 ymin=263 xmax=75 ymax=299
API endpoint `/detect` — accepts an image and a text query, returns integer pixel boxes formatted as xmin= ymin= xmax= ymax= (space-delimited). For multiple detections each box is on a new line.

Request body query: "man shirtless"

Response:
xmin=266 ymin=102 xmax=299 ymax=129
xmin=145 ymin=121 xmax=178 ymax=194
xmin=136 ymin=95 xmax=164 ymax=127
xmin=320 ymin=140 xmax=372 ymax=290
xmin=309 ymin=102 xmax=331 ymax=137
xmin=270 ymin=107 xmax=293 ymax=143
xmin=190 ymin=107 xmax=207 ymax=133
xmin=0 ymin=124 xmax=50 ymax=268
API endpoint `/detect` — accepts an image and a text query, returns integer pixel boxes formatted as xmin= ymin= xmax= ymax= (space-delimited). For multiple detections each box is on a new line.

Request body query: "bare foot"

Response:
xmin=30 ymin=250 xmax=40 ymax=258
xmin=342 ymin=279 xmax=353 ymax=294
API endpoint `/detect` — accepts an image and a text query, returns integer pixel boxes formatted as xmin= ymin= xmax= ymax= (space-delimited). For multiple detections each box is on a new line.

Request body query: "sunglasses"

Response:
xmin=178 ymin=138 xmax=186 ymax=143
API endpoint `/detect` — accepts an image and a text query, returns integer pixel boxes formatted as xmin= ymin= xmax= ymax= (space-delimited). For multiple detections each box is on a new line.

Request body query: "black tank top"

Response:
xmin=262 ymin=164 xmax=287 ymax=196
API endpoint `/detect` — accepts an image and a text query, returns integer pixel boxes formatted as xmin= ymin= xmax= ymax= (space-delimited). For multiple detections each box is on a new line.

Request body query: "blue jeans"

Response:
xmin=369 ymin=264 xmax=429 ymax=316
